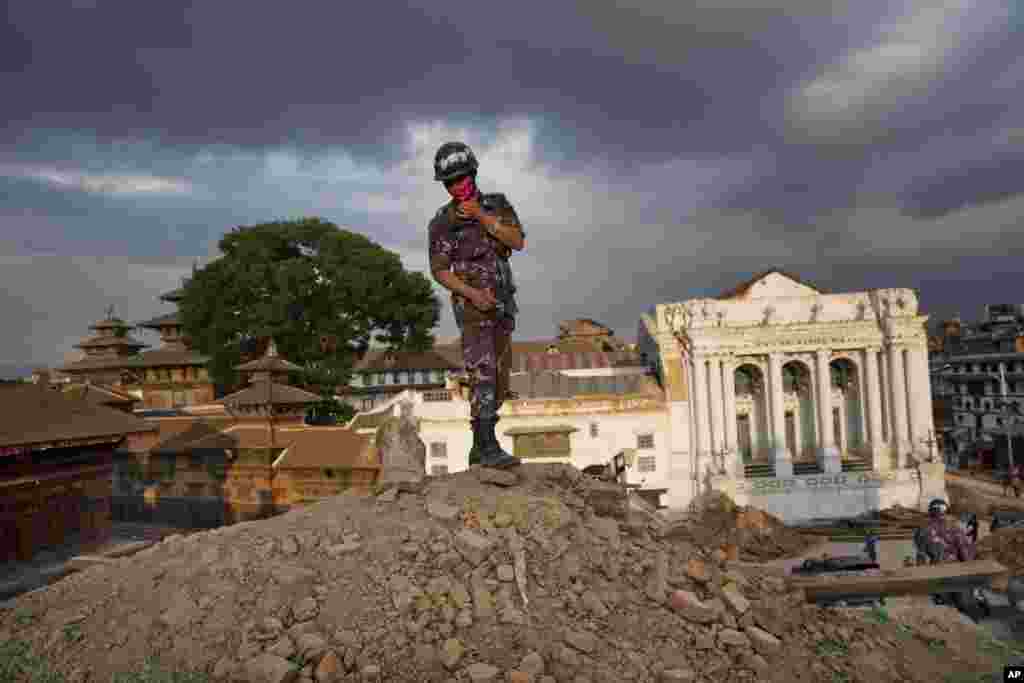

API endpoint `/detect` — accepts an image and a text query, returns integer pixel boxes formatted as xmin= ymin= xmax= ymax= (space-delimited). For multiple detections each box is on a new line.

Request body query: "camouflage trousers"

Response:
xmin=455 ymin=304 xmax=514 ymax=419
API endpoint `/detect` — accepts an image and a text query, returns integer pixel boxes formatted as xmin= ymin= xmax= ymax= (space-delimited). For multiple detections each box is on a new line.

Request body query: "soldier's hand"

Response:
xmin=468 ymin=287 xmax=498 ymax=311
xmin=456 ymin=198 xmax=482 ymax=220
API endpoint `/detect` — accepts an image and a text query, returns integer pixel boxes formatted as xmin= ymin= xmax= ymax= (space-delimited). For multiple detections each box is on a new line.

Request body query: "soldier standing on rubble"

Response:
xmin=428 ymin=142 xmax=524 ymax=469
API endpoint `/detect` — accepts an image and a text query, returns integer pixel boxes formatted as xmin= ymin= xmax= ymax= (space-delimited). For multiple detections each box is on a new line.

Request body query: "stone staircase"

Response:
xmin=842 ymin=457 xmax=873 ymax=473
xmin=744 ymin=462 xmax=776 ymax=479
xmin=793 ymin=461 xmax=824 ymax=476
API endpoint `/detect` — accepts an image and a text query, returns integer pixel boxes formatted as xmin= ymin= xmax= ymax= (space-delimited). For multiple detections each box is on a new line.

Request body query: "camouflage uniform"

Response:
xmin=917 ymin=516 xmax=977 ymax=564
xmin=428 ymin=193 xmax=523 ymax=419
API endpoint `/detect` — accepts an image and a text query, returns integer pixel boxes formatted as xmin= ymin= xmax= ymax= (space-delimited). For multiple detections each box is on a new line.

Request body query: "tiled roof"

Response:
xmin=62 ymin=383 xmax=138 ymax=405
xmin=136 ymin=312 xmax=180 ymax=328
xmin=219 ymin=380 xmax=321 ymax=406
xmin=180 ymin=424 xmax=299 ymax=451
xmin=0 ymin=384 xmax=156 ymax=449
xmin=74 ymin=334 xmax=148 ymax=350
xmin=717 ymin=269 xmax=823 ymax=300
xmin=88 ymin=317 xmax=133 ymax=331
xmin=274 ymin=428 xmax=378 ymax=470
xmin=59 ymin=349 xmax=209 ymax=372
xmin=149 ymin=416 xmax=237 ymax=454
xmin=235 ymin=356 xmax=303 ymax=373
xmin=508 ymin=371 xmax=663 ymax=400
xmin=353 ymin=348 xmax=462 ymax=372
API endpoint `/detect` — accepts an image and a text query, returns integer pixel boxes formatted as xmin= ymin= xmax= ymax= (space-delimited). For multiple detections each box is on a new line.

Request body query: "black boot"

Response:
xmin=468 ymin=418 xmax=484 ymax=466
xmin=478 ymin=416 xmax=520 ymax=469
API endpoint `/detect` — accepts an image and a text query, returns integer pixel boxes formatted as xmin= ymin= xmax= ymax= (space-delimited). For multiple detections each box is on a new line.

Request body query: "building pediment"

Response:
xmin=719 ymin=270 xmax=821 ymax=301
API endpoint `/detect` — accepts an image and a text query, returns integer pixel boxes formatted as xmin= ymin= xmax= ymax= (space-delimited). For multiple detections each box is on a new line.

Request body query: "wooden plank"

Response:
xmin=790 ymin=560 xmax=1008 ymax=602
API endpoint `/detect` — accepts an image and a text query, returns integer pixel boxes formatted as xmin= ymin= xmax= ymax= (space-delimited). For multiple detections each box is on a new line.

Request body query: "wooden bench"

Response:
xmin=788 ymin=559 xmax=1007 ymax=604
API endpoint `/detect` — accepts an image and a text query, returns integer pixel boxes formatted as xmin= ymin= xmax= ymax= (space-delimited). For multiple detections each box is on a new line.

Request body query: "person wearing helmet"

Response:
xmin=427 ymin=142 xmax=525 ymax=469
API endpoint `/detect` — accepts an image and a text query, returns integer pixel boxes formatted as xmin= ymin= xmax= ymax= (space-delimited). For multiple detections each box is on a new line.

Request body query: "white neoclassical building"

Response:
xmin=639 ymin=270 xmax=946 ymax=520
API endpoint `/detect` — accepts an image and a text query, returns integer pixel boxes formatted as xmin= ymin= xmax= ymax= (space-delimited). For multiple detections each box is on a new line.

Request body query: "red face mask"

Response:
xmin=447 ymin=175 xmax=477 ymax=203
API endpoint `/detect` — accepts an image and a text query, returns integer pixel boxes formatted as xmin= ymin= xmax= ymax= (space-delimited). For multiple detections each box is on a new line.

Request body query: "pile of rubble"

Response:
xmin=978 ymin=527 xmax=1024 ymax=573
xmin=662 ymin=492 xmax=817 ymax=562
xmin=946 ymin=481 xmax=995 ymax=517
xmin=0 ymin=463 xmax=1010 ymax=683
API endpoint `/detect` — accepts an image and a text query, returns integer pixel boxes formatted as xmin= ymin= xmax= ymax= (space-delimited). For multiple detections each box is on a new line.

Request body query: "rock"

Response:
xmin=467 ymin=662 xmax=501 ymax=682
xmin=693 ymin=633 xmax=714 ymax=650
xmin=500 ymin=607 xmax=527 ymax=625
xmin=497 ymin=564 xmax=516 ymax=582
xmin=450 ymin=581 xmax=471 ymax=609
xmin=564 ymin=629 xmax=597 ymax=654
xmin=377 ymin=487 xmax=398 ymax=503
xmin=493 ymin=512 xmax=514 ymax=528
xmin=685 ymin=558 xmax=709 ymax=583
xmin=441 ymin=638 xmax=465 ymax=670
xmin=508 ymin=672 xmax=531 ymax=683
xmin=427 ymin=500 xmax=462 ymax=521
xmin=661 ymin=670 xmax=696 ymax=682
xmin=669 ymin=591 xmax=718 ymax=625
xmin=477 ymin=468 xmax=519 ymax=487
xmin=520 ymin=651 xmax=545 ymax=675
xmin=212 ymin=656 xmax=238 ymax=680
xmin=720 ymin=584 xmax=749 ymax=614
xmin=243 ymin=653 xmax=299 ymax=683
xmin=376 ymin=409 xmax=426 ymax=487
xmin=360 ymin=664 xmax=381 ymax=681
xmin=645 ymin=551 xmax=668 ymax=602
xmin=581 ymin=591 xmax=609 ymax=618
xmin=296 ymin=633 xmax=328 ymax=663
xmin=267 ymin=637 xmax=296 ymax=659
xmin=745 ymin=626 xmax=782 ymax=655
xmin=325 ymin=542 xmax=362 ymax=558
xmin=717 ymin=629 xmax=750 ymax=648
xmin=293 ymin=597 xmax=319 ymax=622
xmin=455 ymin=530 xmax=496 ymax=567
xmin=281 ymin=535 xmax=300 ymax=556
xmin=589 ymin=517 xmax=621 ymax=548
xmin=315 ymin=650 xmax=341 ymax=682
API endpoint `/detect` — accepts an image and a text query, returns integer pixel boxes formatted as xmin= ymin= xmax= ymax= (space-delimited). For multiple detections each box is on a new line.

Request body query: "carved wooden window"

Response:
xmin=430 ymin=442 xmax=447 ymax=459
xmin=431 ymin=464 xmax=448 ymax=476
xmin=637 ymin=456 xmax=656 ymax=472
xmin=637 ymin=434 xmax=654 ymax=450
xmin=590 ymin=422 xmax=599 ymax=438
xmin=362 ymin=399 xmax=373 ymax=411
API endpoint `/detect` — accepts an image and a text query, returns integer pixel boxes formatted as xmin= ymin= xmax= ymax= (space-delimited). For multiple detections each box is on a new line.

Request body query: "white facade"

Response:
xmin=643 ymin=272 xmax=946 ymax=520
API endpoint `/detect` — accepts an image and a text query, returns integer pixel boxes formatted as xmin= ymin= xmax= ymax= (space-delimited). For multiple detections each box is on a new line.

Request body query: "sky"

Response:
xmin=2 ymin=0 xmax=1023 ymax=377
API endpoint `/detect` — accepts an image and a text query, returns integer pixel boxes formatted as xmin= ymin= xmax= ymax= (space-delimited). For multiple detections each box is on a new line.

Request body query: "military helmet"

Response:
xmin=433 ymin=142 xmax=478 ymax=182
xmin=928 ymin=498 xmax=949 ymax=516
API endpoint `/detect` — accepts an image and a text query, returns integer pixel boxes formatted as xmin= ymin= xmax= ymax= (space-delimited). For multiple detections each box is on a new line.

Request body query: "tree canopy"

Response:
xmin=177 ymin=218 xmax=441 ymax=394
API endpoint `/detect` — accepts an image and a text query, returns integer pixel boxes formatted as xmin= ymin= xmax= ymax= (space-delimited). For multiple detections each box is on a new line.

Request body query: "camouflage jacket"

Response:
xmin=917 ymin=517 xmax=977 ymax=563
xmin=427 ymin=192 xmax=524 ymax=320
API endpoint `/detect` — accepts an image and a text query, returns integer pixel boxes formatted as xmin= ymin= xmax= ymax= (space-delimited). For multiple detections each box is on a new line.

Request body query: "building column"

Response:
xmin=768 ymin=353 xmax=792 ymax=477
xmin=815 ymin=349 xmax=840 ymax=473
xmin=708 ymin=356 xmax=725 ymax=472
xmin=691 ymin=355 xmax=712 ymax=473
xmin=722 ymin=357 xmax=741 ymax=478
xmin=888 ymin=343 xmax=910 ymax=468
xmin=863 ymin=347 xmax=887 ymax=471
xmin=908 ymin=344 xmax=934 ymax=458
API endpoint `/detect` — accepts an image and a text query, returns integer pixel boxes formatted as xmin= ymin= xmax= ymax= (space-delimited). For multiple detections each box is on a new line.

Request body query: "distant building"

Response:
xmin=57 ymin=291 xmax=214 ymax=409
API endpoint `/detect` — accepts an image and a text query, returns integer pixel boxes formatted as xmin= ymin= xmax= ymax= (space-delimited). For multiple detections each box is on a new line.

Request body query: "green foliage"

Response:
xmin=306 ymin=395 xmax=356 ymax=426
xmin=815 ymin=639 xmax=849 ymax=658
xmin=177 ymin=218 xmax=441 ymax=391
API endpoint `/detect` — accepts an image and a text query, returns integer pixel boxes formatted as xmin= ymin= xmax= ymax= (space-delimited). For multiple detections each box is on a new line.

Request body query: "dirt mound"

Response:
xmin=0 ymin=463 xmax=1015 ymax=683
xmin=663 ymin=492 xmax=817 ymax=562
xmin=978 ymin=527 xmax=1024 ymax=572
xmin=946 ymin=481 xmax=995 ymax=517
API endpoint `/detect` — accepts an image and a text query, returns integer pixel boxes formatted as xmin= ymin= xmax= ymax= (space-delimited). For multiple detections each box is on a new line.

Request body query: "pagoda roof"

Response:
xmin=174 ymin=423 xmax=300 ymax=452
xmin=59 ymin=349 xmax=208 ymax=372
xmin=235 ymin=338 xmax=302 ymax=373
xmin=274 ymin=428 xmax=378 ymax=470
xmin=136 ymin=312 xmax=180 ymax=329
xmin=88 ymin=317 xmax=133 ymax=331
xmin=218 ymin=380 xmax=321 ymax=407
xmin=0 ymin=383 xmax=156 ymax=449
xmin=74 ymin=335 xmax=148 ymax=351
xmin=62 ymin=383 xmax=138 ymax=406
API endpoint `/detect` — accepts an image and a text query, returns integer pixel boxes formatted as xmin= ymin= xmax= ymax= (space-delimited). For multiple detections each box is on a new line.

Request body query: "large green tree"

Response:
xmin=178 ymin=218 xmax=440 ymax=395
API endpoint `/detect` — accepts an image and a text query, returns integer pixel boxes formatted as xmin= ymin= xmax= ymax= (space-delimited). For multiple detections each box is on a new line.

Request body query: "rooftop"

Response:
xmin=0 ymin=383 xmax=156 ymax=449
xmin=273 ymin=428 xmax=378 ymax=470
xmin=218 ymin=380 xmax=321 ymax=407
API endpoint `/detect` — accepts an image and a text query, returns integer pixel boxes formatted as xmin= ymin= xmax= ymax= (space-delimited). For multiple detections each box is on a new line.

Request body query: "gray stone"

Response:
xmin=212 ymin=656 xmax=238 ymax=680
xmin=645 ymin=551 xmax=668 ymax=603
xmin=376 ymin=411 xmax=426 ymax=487
xmin=325 ymin=542 xmax=362 ymax=558
xmin=292 ymin=598 xmax=319 ymax=622
xmin=721 ymin=583 xmax=750 ymax=615
xmin=377 ymin=487 xmax=398 ymax=503
xmin=296 ymin=633 xmax=328 ymax=663
xmin=500 ymin=608 xmax=526 ymax=625
xmin=497 ymin=564 xmax=516 ymax=582
xmin=466 ymin=662 xmax=501 ymax=682
xmin=717 ymin=628 xmax=750 ymax=648
xmin=242 ymin=653 xmax=299 ymax=683
xmin=455 ymin=530 xmax=496 ymax=567
xmin=581 ymin=591 xmax=609 ymax=618
xmin=564 ymin=629 xmax=597 ymax=654
xmin=267 ymin=636 xmax=296 ymax=659
xmin=427 ymin=500 xmax=462 ymax=521
xmin=744 ymin=626 xmax=782 ymax=655
xmin=661 ymin=669 xmax=696 ymax=682
xmin=476 ymin=468 xmax=519 ymax=487
xmin=520 ymin=651 xmax=545 ymax=675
